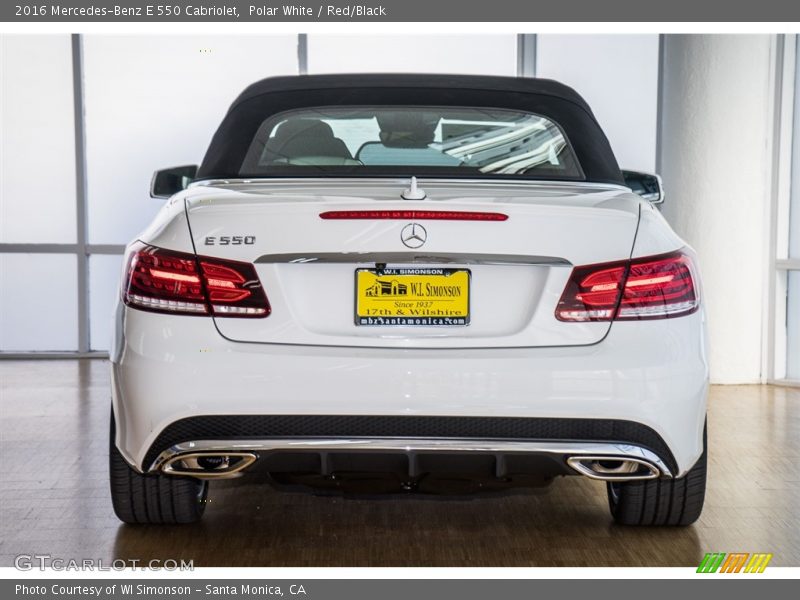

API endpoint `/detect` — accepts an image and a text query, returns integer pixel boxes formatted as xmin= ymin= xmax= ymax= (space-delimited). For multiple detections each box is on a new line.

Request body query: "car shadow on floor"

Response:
xmin=112 ymin=475 xmax=702 ymax=567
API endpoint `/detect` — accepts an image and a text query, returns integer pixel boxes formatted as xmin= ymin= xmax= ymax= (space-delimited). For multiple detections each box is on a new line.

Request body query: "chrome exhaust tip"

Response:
xmin=566 ymin=456 xmax=661 ymax=481
xmin=161 ymin=452 xmax=258 ymax=479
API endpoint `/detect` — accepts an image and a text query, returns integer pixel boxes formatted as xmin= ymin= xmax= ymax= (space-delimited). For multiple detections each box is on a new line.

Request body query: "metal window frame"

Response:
xmin=516 ymin=34 xmax=536 ymax=77
xmin=297 ymin=33 xmax=308 ymax=75
xmin=72 ymin=33 xmax=90 ymax=354
xmin=765 ymin=34 xmax=800 ymax=386
xmin=655 ymin=34 xmax=666 ymax=174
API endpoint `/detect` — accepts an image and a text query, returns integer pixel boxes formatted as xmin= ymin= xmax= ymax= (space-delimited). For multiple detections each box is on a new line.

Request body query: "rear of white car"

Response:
xmin=109 ymin=75 xmax=708 ymax=526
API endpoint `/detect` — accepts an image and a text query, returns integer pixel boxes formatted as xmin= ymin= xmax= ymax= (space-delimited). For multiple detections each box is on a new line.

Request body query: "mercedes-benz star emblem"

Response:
xmin=400 ymin=223 xmax=427 ymax=249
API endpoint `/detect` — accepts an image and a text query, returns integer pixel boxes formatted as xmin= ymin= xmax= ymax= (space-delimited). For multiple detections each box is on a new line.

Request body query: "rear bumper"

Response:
xmin=111 ymin=306 xmax=708 ymax=477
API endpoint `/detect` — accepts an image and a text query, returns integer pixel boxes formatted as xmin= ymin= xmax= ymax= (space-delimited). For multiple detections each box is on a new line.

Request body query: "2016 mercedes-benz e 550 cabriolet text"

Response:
xmin=110 ymin=74 xmax=708 ymax=525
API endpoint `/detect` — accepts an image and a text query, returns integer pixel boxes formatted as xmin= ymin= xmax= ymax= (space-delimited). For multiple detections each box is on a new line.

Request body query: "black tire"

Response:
xmin=607 ymin=425 xmax=707 ymax=526
xmin=109 ymin=413 xmax=207 ymax=524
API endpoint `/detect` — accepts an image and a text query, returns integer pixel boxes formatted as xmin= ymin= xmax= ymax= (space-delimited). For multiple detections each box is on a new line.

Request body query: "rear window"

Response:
xmin=239 ymin=106 xmax=584 ymax=180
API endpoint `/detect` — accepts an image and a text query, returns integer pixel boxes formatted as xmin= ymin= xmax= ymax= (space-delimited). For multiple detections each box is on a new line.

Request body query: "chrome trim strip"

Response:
xmin=189 ymin=177 xmax=631 ymax=193
xmin=255 ymin=252 xmax=571 ymax=266
xmin=150 ymin=438 xmax=672 ymax=479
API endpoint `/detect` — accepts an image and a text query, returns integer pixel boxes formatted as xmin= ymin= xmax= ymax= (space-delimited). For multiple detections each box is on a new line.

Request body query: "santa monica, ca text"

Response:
xmin=201 ymin=585 xmax=307 ymax=596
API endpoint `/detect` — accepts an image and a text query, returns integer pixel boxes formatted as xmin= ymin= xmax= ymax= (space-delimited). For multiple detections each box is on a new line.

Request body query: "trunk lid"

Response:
xmin=183 ymin=179 xmax=641 ymax=348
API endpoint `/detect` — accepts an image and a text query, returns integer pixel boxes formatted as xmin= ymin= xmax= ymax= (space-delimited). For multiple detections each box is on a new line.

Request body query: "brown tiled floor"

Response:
xmin=0 ymin=359 xmax=798 ymax=567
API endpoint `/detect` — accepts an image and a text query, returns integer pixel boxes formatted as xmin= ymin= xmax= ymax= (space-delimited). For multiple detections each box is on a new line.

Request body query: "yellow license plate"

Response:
xmin=355 ymin=268 xmax=470 ymax=326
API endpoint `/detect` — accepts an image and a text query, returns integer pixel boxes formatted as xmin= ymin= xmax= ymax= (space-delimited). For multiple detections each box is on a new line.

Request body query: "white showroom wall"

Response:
xmin=307 ymin=35 xmax=517 ymax=75
xmin=536 ymin=35 xmax=660 ymax=173
xmin=660 ymin=35 xmax=775 ymax=384
xmin=0 ymin=35 xmax=79 ymax=351
xmin=82 ymin=35 xmax=299 ymax=245
xmin=0 ymin=254 xmax=78 ymax=351
xmin=0 ymin=36 xmax=77 ymax=244
xmin=89 ymin=254 xmax=123 ymax=352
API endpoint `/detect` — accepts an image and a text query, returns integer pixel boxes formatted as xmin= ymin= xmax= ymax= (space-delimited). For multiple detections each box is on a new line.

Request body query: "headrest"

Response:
xmin=273 ymin=119 xmax=336 ymax=140
xmin=377 ymin=111 xmax=439 ymax=148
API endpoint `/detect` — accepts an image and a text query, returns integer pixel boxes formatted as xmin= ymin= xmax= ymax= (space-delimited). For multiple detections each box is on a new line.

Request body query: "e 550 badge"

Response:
xmin=204 ymin=236 xmax=256 ymax=246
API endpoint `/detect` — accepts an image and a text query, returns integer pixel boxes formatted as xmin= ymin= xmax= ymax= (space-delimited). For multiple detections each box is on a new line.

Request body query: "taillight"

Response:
xmin=123 ymin=242 xmax=270 ymax=318
xmin=556 ymin=250 xmax=698 ymax=322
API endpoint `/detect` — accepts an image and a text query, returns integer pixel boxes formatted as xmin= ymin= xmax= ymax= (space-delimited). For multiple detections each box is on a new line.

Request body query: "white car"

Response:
xmin=109 ymin=74 xmax=708 ymax=526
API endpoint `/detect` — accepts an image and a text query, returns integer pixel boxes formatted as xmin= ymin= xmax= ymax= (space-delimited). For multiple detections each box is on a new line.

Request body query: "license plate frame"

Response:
xmin=354 ymin=267 xmax=471 ymax=327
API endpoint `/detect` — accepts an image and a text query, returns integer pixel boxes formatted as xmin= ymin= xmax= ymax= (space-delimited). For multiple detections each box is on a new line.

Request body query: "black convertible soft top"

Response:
xmin=197 ymin=74 xmax=624 ymax=185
